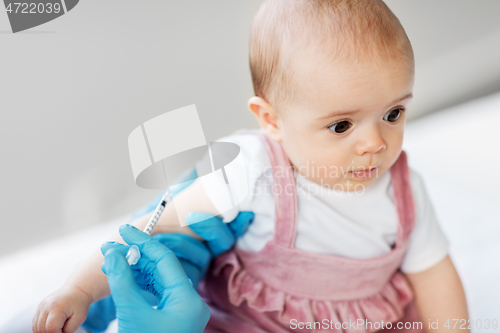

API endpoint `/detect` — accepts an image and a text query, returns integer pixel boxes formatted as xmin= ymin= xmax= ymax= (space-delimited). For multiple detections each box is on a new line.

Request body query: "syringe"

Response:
xmin=126 ymin=190 xmax=172 ymax=265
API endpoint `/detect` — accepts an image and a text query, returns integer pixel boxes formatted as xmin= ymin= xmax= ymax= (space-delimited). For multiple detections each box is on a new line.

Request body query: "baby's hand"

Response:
xmin=33 ymin=285 xmax=93 ymax=333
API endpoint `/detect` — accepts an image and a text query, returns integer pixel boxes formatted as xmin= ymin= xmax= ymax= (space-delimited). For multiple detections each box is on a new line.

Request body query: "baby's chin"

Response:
xmin=307 ymin=172 xmax=384 ymax=193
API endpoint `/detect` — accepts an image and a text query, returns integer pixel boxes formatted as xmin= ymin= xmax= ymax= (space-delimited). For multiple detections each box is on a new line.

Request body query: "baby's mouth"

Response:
xmin=349 ymin=167 xmax=378 ymax=180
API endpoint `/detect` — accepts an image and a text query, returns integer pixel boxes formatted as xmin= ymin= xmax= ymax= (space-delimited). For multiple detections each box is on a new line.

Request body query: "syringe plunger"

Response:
xmin=125 ymin=190 xmax=172 ymax=266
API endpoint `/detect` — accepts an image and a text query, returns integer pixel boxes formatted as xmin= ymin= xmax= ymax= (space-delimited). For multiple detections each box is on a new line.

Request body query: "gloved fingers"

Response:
xmin=100 ymin=241 xmax=167 ymax=297
xmin=177 ymin=260 xmax=203 ymax=290
xmin=133 ymin=257 xmax=199 ymax=304
xmin=103 ymin=248 xmax=149 ymax=308
xmin=131 ymin=248 xmax=202 ymax=292
xmin=100 ymin=256 xmax=165 ymax=305
xmin=101 ymin=241 xmax=128 ymax=257
xmin=185 ymin=211 xmax=224 ymax=231
xmin=127 ymin=266 xmax=165 ymax=304
xmin=119 ymin=224 xmax=191 ymax=288
xmin=153 ymin=233 xmax=211 ymax=269
xmin=81 ymin=295 xmax=116 ymax=333
xmin=157 ymin=278 xmax=198 ymax=311
xmin=186 ymin=212 xmax=235 ymax=257
xmin=101 ymin=241 xmax=166 ymax=274
xmin=136 ymin=281 xmax=163 ymax=303
xmin=228 ymin=211 xmax=255 ymax=238
xmin=134 ymin=271 xmax=157 ymax=288
xmin=100 ymin=242 xmax=143 ymax=274
xmin=119 ymin=223 xmax=161 ymax=245
xmin=118 ymin=232 xmax=208 ymax=291
xmin=131 ymin=261 xmax=167 ymax=289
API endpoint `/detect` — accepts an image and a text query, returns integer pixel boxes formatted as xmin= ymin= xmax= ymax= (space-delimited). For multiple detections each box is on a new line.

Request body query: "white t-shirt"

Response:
xmin=197 ymin=131 xmax=449 ymax=274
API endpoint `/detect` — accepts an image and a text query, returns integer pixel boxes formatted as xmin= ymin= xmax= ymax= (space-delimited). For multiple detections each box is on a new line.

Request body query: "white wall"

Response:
xmin=1 ymin=0 xmax=499 ymax=257
xmin=0 ymin=0 xmax=262 ymax=256
xmin=385 ymin=0 xmax=500 ymax=119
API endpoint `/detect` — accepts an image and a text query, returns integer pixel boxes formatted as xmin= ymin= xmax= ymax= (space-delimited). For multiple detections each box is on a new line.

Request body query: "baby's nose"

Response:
xmin=355 ymin=129 xmax=387 ymax=155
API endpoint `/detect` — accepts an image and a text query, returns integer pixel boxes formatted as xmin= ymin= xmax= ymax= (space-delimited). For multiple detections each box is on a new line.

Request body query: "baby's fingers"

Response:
xmin=62 ymin=311 xmax=88 ymax=333
xmin=34 ymin=305 xmax=50 ymax=333
xmin=45 ymin=310 xmax=65 ymax=333
xmin=32 ymin=303 xmax=41 ymax=332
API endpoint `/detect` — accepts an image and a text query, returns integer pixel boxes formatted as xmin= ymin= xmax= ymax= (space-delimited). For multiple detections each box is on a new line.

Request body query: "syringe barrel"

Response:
xmin=143 ymin=190 xmax=171 ymax=235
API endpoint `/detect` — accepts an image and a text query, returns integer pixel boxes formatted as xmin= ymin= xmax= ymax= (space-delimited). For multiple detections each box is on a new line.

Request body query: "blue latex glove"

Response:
xmin=100 ymin=224 xmax=210 ymax=333
xmin=154 ymin=211 xmax=255 ymax=288
xmin=83 ymin=168 xmax=254 ymax=332
xmin=83 ymin=212 xmax=255 ymax=332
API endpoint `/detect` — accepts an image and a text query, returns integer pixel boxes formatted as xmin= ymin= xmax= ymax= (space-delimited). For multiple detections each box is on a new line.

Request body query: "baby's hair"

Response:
xmin=249 ymin=0 xmax=414 ymax=112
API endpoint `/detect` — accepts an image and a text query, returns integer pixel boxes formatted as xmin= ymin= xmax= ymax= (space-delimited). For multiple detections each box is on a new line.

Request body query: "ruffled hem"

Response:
xmin=213 ymin=252 xmax=414 ymax=333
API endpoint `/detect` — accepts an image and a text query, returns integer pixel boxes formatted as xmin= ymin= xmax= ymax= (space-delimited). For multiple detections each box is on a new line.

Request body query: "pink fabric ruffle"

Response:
xmin=213 ymin=251 xmax=414 ymax=333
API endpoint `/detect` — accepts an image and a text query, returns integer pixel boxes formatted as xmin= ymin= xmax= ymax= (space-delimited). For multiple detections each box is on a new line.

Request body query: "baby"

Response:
xmin=34 ymin=0 xmax=470 ymax=332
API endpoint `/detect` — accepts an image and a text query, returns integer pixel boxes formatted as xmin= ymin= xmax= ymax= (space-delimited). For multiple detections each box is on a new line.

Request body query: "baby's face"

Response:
xmin=278 ymin=54 xmax=414 ymax=192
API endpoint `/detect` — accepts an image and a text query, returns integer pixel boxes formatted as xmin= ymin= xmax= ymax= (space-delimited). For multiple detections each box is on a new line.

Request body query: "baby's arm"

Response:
xmin=33 ymin=178 xmax=220 ymax=333
xmin=68 ymin=178 xmax=218 ymax=300
xmin=404 ymin=255 xmax=469 ymax=333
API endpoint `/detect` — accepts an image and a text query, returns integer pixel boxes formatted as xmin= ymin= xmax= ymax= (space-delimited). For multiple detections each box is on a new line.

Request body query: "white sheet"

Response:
xmin=402 ymin=91 xmax=500 ymax=324
xmin=0 ymin=215 xmax=129 ymax=330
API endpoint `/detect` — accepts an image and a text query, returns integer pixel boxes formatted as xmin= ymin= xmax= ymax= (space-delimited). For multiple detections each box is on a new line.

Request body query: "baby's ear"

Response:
xmin=247 ymin=96 xmax=283 ymax=142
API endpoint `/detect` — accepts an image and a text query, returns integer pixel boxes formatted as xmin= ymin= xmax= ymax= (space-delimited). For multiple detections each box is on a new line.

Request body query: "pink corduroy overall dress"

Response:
xmin=199 ymin=129 xmax=425 ymax=333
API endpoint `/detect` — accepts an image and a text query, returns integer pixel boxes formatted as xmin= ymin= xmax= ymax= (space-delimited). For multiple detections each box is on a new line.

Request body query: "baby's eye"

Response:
xmin=328 ymin=120 xmax=351 ymax=134
xmin=383 ymin=108 xmax=404 ymax=122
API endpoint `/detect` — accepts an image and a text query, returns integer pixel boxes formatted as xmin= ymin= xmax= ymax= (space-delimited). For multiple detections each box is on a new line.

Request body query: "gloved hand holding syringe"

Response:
xmin=125 ymin=189 xmax=172 ymax=265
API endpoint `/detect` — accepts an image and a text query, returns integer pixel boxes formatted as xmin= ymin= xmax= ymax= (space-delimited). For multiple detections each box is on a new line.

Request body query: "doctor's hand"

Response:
xmin=83 ymin=168 xmax=254 ymax=332
xmin=127 ymin=166 xmax=255 ymax=290
xmin=154 ymin=210 xmax=255 ymax=289
xmin=127 ymin=167 xmax=255 ymax=288
xmin=100 ymin=224 xmax=210 ymax=333
xmin=83 ymin=211 xmax=254 ymax=333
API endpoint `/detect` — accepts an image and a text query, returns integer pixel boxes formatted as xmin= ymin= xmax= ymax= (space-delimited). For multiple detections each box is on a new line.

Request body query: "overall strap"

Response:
xmin=389 ymin=150 xmax=416 ymax=245
xmin=234 ymin=129 xmax=298 ymax=248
